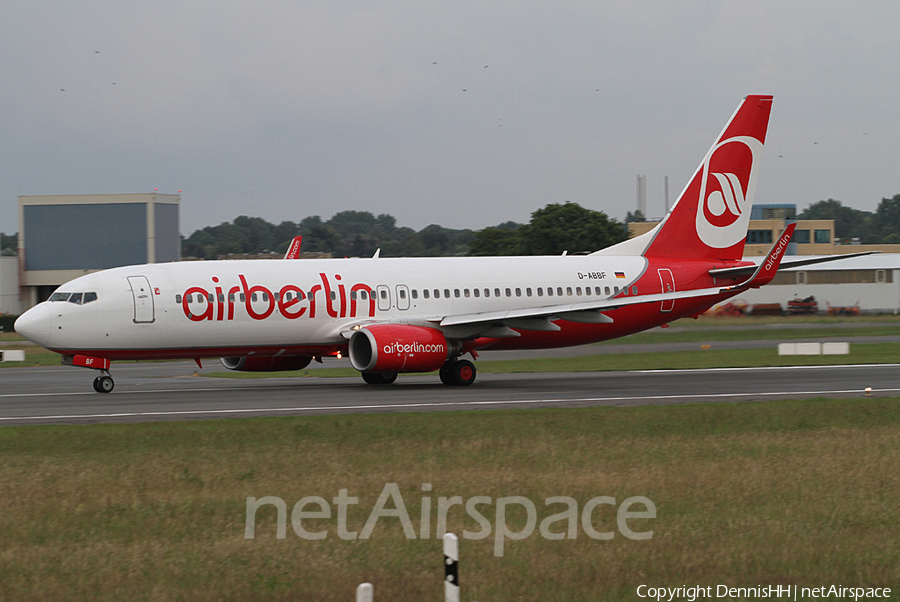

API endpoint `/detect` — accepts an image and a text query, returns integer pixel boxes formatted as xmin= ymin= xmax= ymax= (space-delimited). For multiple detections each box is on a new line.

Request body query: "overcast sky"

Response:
xmin=2 ymin=1 xmax=899 ymax=236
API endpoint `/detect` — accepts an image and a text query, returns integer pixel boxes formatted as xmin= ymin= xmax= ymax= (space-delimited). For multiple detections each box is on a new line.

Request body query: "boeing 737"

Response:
xmin=14 ymin=95 xmax=865 ymax=393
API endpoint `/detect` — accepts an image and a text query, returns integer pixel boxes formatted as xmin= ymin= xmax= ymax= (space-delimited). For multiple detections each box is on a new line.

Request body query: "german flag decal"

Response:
xmin=615 ymin=272 xmax=626 ymax=279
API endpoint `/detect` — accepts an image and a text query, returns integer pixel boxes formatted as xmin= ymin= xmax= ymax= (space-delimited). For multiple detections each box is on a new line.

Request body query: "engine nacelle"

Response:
xmin=349 ymin=325 xmax=451 ymax=373
xmin=220 ymin=355 xmax=312 ymax=372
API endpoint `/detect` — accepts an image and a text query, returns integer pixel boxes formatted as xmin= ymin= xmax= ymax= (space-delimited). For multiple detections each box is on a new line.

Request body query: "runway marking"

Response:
xmin=2 ymin=387 xmax=899 ymax=422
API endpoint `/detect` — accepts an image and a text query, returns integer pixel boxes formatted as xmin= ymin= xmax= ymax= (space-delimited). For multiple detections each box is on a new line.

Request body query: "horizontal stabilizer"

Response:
xmin=709 ymin=250 xmax=879 ymax=279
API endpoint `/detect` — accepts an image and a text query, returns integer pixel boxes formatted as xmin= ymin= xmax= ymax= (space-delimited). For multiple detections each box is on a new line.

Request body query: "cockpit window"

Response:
xmin=49 ymin=291 xmax=97 ymax=304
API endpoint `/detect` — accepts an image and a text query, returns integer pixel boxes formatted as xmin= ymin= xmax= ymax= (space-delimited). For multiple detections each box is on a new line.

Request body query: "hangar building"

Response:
xmin=18 ymin=193 xmax=180 ymax=308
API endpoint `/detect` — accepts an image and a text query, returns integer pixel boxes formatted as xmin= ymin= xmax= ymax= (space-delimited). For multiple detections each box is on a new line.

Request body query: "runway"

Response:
xmin=0 ymin=360 xmax=897 ymax=425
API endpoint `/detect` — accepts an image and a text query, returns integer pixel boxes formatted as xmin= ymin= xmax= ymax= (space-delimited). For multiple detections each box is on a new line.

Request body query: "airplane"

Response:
xmin=12 ymin=95 xmax=871 ymax=393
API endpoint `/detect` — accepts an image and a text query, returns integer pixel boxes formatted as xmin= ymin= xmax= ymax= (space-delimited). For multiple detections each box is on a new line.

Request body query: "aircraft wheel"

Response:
xmin=96 ymin=375 xmax=115 ymax=393
xmin=439 ymin=362 xmax=454 ymax=385
xmin=362 ymin=372 xmax=397 ymax=385
xmin=450 ymin=360 xmax=476 ymax=386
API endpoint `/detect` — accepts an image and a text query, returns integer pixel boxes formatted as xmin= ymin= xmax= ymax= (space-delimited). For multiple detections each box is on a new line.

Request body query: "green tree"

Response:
xmin=468 ymin=227 xmax=523 ymax=256
xmin=874 ymin=194 xmax=900 ymax=242
xmin=798 ymin=199 xmax=874 ymax=243
xmin=519 ymin=202 xmax=627 ymax=255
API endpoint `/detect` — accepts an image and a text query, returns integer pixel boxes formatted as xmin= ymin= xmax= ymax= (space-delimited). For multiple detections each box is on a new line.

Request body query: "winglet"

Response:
xmin=284 ymin=236 xmax=303 ymax=259
xmin=723 ymin=223 xmax=795 ymax=291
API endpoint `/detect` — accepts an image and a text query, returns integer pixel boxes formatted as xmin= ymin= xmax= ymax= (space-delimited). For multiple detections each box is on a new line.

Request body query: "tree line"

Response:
xmin=3 ymin=194 xmax=900 ymax=259
xmin=181 ymin=202 xmax=629 ymax=259
xmin=798 ymin=194 xmax=900 ymax=244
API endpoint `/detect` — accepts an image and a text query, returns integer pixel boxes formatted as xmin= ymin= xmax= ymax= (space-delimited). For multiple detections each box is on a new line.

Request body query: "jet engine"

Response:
xmin=220 ymin=355 xmax=312 ymax=372
xmin=349 ymin=324 xmax=453 ymax=373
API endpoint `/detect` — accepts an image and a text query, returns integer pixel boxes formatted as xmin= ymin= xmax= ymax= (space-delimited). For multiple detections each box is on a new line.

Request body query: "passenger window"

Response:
xmin=349 ymin=291 xmax=355 ymax=300
xmin=604 ymin=287 xmax=610 ymax=295
xmin=505 ymin=288 xmax=511 ymax=297
xmin=411 ymin=290 xmax=418 ymax=299
xmin=208 ymin=293 xmax=215 ymax=302
xmin=176 ymin=294 xmax=182 ymax=304
xmin=547 ymin=287 xmax=554 ymax=296
xmin=494 ymin=288 xmax=500 ymax=297
xmin=251 ymin=293 xmax=257 ymax=302
xmin=484 ymin=289 xmax=490 ymax=297
xmin=380 ymin=290 xmax=388 ymax=299
xmin=444 ymin=289 xmax=450 ymax=298
xmin=262 ymin=292 xmax=269 ymax=302
xmin=614 ymin=287 xmax=619 ymax=294
xmin=229 ymin=293 xmax=235 ymax=302
xmin=330 ymin=291 xmax=336 ymax=301
xmin=566 ymin=287 xmax=573 ymax=296
xmin=557 ymin=287 xmax=563 ymax=296
xmin=583 ymin=287 xmax=589 ymax=296
xmin=423 ymin=289 xmax=430 ymax=299
xmin=474 ymin=288 xmax=480 ymax=298
xmin=218 ymin=294 xmax=225 ymax=302
xmin=240 ymin=293 xmax=246 ymax=302
xmin=526 ymin=287 xmax=532 ymax=297
xmin=436 ymin=289 xmax=442 ymax=298
xmin=69 ymin=293 xmax=83 ymax=305
xmin=595 ymin=287 xmax=602 ymax=295
xmin=464 ymin=289 xmax=470 ymax=298
xmin=360 ymin=290 xmax=367 ymax=300
xmin=515 ymin=288 xmax=521 ymax=297
xmin=400 ymin=289 xmax=407 ymax=299
xmin=537 ymin=288 xmax=543 ymax=297
xmin=632 ymin=286 xmax=638 ymax=295
xmin=576 ymin=287 xmax=582 ymax=296
xmin=274 ymin=292 xmax=280 ymax=302
xmin=454 ymin=289 xmax=460 ymax=298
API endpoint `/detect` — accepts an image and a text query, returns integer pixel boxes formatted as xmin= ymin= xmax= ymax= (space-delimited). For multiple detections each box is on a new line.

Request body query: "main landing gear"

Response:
xmin=361 ymin=372 xmax=398 ymax=385
xmin=440 ymin=359 xmax=476 ymax=386
xmin=359 ymin=359 xmax=477 ymax=386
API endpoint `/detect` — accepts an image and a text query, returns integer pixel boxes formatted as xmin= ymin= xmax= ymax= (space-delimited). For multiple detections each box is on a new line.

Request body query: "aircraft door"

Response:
xmin=127 ymin=275 xmax=156 ymax=323
xmin=658 ymin=269 xmax=675 ymax=313
xmin=396 ymin=285 xmax=410 ymax=310
xmin=376 ymin=285 xmax=391 ymax=312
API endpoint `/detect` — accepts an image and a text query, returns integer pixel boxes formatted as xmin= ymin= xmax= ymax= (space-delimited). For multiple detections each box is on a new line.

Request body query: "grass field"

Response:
xmin=0 ymin=399 xmax=898 ymax=601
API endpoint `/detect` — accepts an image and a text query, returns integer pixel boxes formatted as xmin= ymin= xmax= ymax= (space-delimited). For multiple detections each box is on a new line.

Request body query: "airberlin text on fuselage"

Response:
xmin=181 ymin=273 xmax=376 ymax=322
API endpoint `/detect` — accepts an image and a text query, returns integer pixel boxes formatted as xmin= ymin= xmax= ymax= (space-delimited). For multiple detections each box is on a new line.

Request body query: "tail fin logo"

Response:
xmin=695 ymin=135 xmax=763 ymax=249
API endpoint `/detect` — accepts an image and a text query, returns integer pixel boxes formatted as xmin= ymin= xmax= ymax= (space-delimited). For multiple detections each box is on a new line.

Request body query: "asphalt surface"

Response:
xmin=0 ymin=359 xmax=897 ymax=425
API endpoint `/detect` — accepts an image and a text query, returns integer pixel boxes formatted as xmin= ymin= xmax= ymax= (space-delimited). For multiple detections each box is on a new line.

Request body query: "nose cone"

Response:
xmin=15 ymin=303 xmax=53 ymax=347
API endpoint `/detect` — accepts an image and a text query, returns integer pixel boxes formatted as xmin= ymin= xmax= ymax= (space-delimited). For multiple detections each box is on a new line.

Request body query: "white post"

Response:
xmin=356 ymin=582 xmax=373 ymax=602
xmin=443 ymin=532 xmax=459 ymax=602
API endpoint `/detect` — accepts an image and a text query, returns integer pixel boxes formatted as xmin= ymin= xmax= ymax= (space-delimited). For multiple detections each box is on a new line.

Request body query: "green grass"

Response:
xmin=0 ymin=399 xmax=898 ymax=600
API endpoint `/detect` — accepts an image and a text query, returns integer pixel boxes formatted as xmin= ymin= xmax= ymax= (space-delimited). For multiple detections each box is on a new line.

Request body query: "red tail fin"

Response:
xmin=643 ymin=95 xmax=773 ymax=261
xmin=284 ymin=236 xmax=303 ymax=260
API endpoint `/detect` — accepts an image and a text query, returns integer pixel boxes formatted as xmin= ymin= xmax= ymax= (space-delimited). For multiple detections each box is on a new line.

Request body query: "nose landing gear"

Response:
xmin=62 ymin=355 xmax=115 ymax=393
xmin=92 ymin=373 xmax=115 ymax=393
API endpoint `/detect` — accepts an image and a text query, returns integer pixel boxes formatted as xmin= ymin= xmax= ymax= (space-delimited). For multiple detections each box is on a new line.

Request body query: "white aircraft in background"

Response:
xmin=13 ymin=95 xmax=868 ymax=393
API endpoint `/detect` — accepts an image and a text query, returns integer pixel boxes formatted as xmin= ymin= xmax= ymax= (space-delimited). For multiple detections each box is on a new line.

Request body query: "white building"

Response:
xmin=0 ymin=255 xmax=22 ymax=315
xmin=726 ymin=254 xmax=900 ymax=314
